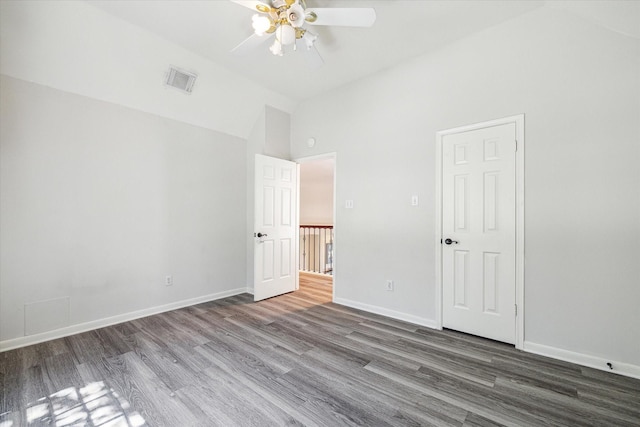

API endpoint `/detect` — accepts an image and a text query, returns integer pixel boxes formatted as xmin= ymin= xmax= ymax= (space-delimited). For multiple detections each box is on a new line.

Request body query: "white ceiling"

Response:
xmin=86 ymin=0 xmax=639 ymax=103
xmin=86 ymin=0 xmax=545 ymax=102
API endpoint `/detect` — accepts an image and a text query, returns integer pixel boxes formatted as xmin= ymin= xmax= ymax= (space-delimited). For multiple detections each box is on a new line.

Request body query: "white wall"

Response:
xmin=0 ymin=0 xmax=295 ymax=140
xmin=291 ymin=5 xmax=640 ymax=369
xmin=265 ymin=108 xmax=292 ymax=160
xmin=245 ymin=106 xmax=292 ymax=293
xmin=300 ymin=160 xmax=334 ymax=225
xmin=0 ymin=75 xmax=247 ymax=344
xmin=0 ymin=0 xmax=295 ymax=346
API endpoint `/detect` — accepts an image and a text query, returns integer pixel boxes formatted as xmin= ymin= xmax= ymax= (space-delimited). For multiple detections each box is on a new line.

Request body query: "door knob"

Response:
xmin=257 ymin=232 xmax=268 ymax=238
xmin=444 ymin=238 xmax=459 ymax=245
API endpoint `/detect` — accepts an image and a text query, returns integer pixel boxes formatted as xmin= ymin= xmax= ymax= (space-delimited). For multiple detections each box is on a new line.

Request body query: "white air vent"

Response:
xmin=165 ymin=66 xmax=197 ymax=94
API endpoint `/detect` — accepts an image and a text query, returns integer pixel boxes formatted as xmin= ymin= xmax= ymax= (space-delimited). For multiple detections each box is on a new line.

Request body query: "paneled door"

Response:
xmin=441 ymin=122 xmax=517 ymax=344
xmin=254 ymin=154 xmax=297 ymax=301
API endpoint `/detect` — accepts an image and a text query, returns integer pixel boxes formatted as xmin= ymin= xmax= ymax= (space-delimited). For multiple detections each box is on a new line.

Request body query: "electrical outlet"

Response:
xmin=345 ymin=200 xmax=354 ymax=209
xmin=386 ymin=280 xmax=394 ymax=291
xmin=165 ymin=275 xmax=173 ymax=286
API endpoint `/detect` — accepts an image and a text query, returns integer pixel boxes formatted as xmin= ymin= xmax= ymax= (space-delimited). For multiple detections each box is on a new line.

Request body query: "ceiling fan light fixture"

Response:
xmin=269 ymin=39 xmax=284 ymax=56
xmin=231 ymin=0 xmax=376 ymax=67
xmin=276 ymin=24 xmax=296 ymax=45
xmin=252 ymin=14 xmax=273 ymax=36
xmin=287 ymin=3 xmax=305 ymax=28
xmin=302 ymin=30 xmax=317 ymax=49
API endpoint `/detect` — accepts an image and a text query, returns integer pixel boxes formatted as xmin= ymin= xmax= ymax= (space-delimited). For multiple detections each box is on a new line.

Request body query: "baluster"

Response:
xmin=308 ymin=226 xmax=311 ymax=272
xmin=317 ymin=227 xmax=321 ymax=274
xmin=324 ymin=228 xmax=327 ymax=274
xmin=329 ymin=227 xmax=333 ymax=275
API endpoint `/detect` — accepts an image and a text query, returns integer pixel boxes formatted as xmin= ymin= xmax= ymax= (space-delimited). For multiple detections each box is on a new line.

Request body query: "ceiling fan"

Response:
xmin=230 ymin=0 xmax=376 ymax=68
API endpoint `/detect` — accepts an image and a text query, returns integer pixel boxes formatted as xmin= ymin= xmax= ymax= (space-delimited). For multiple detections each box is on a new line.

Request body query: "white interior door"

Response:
xmin=442 ymin=122 xmax=516 ymax=344
xmin=254 ymin=154 xmax=297 ymax=301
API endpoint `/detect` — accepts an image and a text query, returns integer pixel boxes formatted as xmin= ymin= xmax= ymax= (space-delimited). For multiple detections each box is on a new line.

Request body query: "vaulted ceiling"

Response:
xmin=87 ymin=0 xmax=550 ymax=102
xmin=85 ymin=1 xmax=640 ymax=103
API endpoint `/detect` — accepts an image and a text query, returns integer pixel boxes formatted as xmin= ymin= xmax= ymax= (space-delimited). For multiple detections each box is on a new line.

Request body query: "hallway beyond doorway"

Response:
xmin=298 ymin=272 xmax=332 ymax=304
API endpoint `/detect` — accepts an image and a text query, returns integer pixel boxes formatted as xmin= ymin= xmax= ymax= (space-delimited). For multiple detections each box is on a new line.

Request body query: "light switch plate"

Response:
xmin=411 ymin=195 xmax=419 ymax=206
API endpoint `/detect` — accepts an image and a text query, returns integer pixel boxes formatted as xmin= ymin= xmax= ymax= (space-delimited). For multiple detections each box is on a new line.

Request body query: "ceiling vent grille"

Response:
xmin=165 ymin=66 xmax=197 ymax=94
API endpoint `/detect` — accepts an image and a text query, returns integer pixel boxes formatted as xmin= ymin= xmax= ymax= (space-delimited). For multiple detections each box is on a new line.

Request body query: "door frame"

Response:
xmin=435 ymin=115 xmax=525 ymax=349
xmin=294 ymin=152 xmax=337 ymax=301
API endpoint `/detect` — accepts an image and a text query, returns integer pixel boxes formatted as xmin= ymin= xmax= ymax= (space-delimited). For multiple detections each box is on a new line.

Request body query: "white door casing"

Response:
xmin=254 ymin=154 xmax=297 ymax=301
xmin=436 ymin=116 xmax=525 ymax=347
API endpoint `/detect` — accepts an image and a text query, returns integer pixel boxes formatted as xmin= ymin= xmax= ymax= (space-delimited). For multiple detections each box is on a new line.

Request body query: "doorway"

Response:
xmin=435 ymin=116 xmax=525 ymax=348
xmin=296 ymin=154 xmax=336 ymax=299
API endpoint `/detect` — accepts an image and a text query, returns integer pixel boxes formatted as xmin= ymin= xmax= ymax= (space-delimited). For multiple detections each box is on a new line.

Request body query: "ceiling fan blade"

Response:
xmin=305 ymin=8 xmax=376 ymax=27
xmin=230 ymin=0 xmax=273 ymax=13
xmin=231 ymin=33 xmax=275 ymax=56
xmin=296 ymin=39 xmax=324 ymax=69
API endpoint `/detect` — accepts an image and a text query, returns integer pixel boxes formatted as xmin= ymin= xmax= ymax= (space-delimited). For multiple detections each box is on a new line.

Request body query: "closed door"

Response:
xmin=442 ymin=122 xmax=516 ymax=344
xmin=254 ymin=154 xmax=297 ymax=301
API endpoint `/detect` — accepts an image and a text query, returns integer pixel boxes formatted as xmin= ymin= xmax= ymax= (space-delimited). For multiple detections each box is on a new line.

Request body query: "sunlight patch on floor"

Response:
xmin=2 ymin=381 xmax=146 ymax=427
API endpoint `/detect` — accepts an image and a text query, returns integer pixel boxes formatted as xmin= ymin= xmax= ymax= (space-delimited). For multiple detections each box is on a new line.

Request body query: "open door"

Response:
xmin=254 ymin=154 xmax=297 ymax=301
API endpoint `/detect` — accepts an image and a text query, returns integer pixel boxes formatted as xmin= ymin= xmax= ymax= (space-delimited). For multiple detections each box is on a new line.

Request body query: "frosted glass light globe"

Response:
xmin=270 ymin=40 xmax=283 ymax=56
xmin=276 ymin=24 xmax=296 ymax=45
xmin=252 ymin=14 xmax=272 ymax=36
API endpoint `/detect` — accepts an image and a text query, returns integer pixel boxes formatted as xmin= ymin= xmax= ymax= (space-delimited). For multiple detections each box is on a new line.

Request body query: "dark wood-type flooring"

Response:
xmin=1 ymin=273 xmax=639 ymax=426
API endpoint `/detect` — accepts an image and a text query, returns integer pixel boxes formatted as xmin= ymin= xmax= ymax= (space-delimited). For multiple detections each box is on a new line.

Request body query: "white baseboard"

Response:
xmin=334 ymin=297 xmax=439 ymax=329
xmin=0 ymin=287 xmax=247 ymax=352
xmin=524 ymin=341 xmax=640 ymax=380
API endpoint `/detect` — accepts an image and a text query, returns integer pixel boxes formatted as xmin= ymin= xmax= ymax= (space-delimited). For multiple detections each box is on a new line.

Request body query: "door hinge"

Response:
xmin=515 ymin=304 xmax=518 ymax=316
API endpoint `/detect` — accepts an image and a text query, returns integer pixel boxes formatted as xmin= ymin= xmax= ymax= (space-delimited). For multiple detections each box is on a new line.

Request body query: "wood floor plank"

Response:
xmin=64 ymin=331 xmax=115 ymax=365
xmin=198 ymin=364 xmax=307 ymax=427
xmin=269 ymin=317 xmax=423 ymax=371
xmin=3 ymin=273 xmax=639 ymax=426
xmin=18 ymin=365 xmax=49 ymax=410
xmin=494 ymin=375 xmax=640 ymax=426
xmin=76 ymin=360 xmax=157 ymax=426
xmin=41 ymin=352 xmax=84 ymax=395
xmin=136 ymin=345 xmax=202 ymax=392
xmin=102 ymin=351 xmax=201 ymax=426
xmin=195 ymin=344 xmax=316 ymax=426
xmin=156 ymin=311 xmax=211 ymax=346
xmin=298 ymin=352 xmax=466 ymax=426
xmin=284 ymin=348 xmax=461 ymax=427
xmin=276 ymin=367 xmax=396 ymax=427
xmin=0 ymin=350 xmax=20 ymax=414
xmin=364 ymin=359 xmax=543 ymax=427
